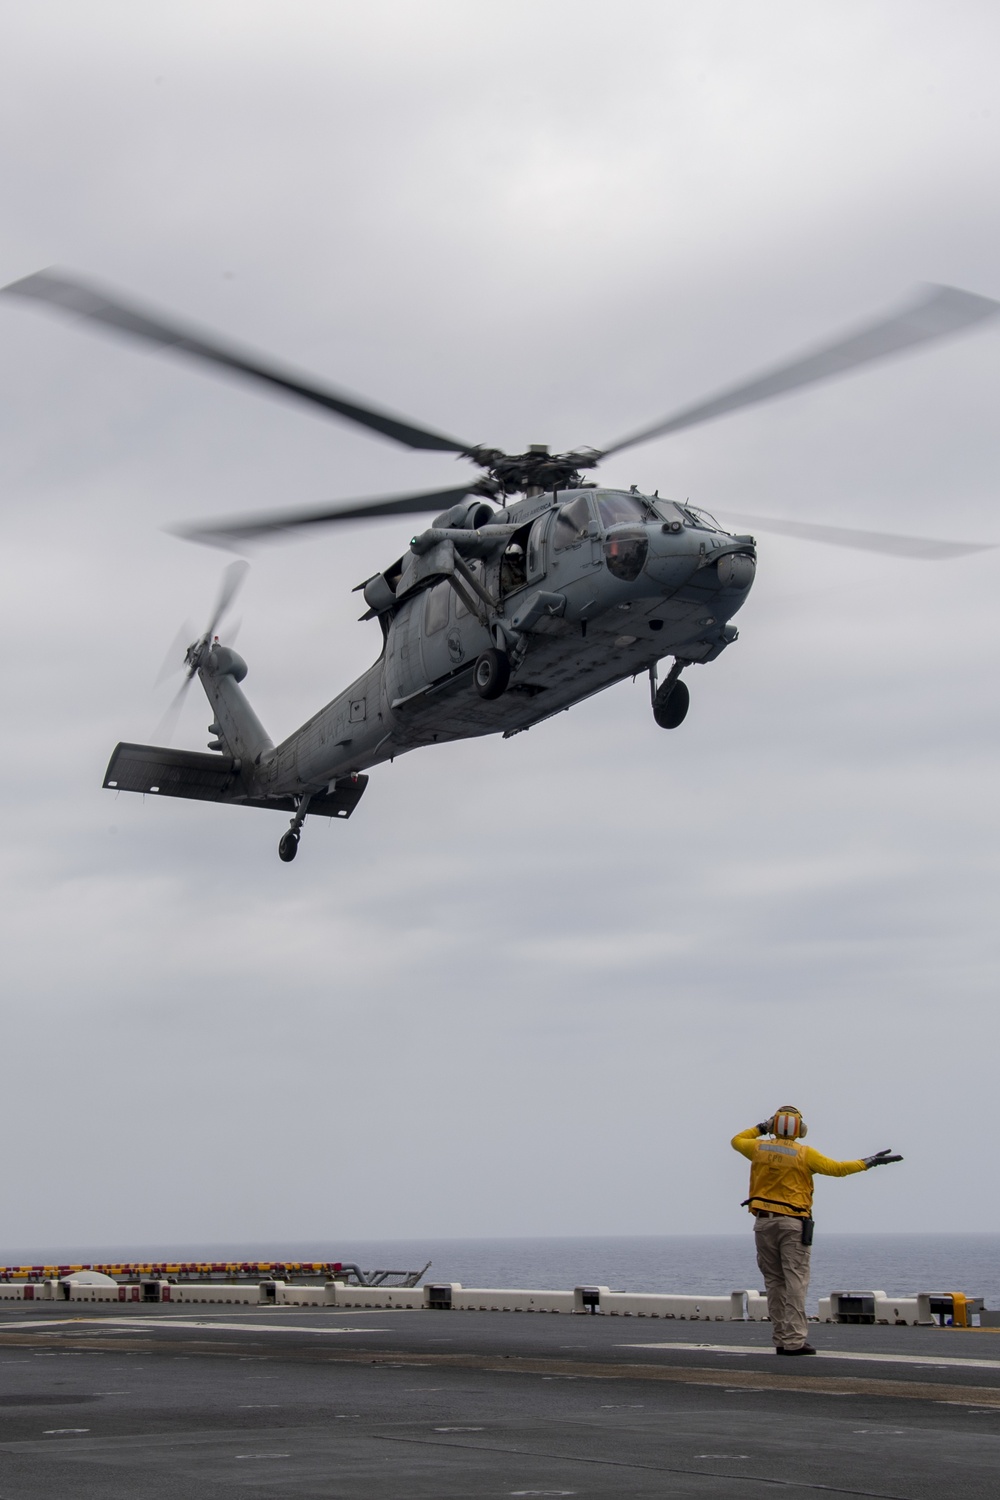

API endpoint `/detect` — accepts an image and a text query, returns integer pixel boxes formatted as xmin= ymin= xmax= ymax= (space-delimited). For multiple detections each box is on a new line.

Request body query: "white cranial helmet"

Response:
xmin=773 ymin=1106 xmax=807 ymax=1140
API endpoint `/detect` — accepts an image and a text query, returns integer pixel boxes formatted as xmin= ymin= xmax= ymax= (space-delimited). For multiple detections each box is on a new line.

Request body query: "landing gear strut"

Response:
xmin=278 ymin=793 xmax=312 ymax=863
xmin=650 ymin=660 xmax=690 ymax=729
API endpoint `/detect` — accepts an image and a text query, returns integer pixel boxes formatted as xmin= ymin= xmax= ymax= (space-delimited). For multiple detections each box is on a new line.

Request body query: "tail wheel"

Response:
xmin=278 ymin=831 xmax=299 ymax=862
xmin=474 ymin=648 xmax=511 ymax=700
xmin=653 ymin=678 xmax=690 ymax=729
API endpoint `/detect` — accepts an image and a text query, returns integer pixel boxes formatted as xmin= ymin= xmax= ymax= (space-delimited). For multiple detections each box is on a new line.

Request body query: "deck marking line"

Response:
xmin=0 ymin=1317 xmax=388 ymax=1336
xmin=618 ymin=1342 xmax=1000 ymax=1372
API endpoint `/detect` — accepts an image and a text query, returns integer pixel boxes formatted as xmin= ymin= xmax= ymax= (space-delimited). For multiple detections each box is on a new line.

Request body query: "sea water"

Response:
xmin=2 ymin=1235 xmax=997 ymax=1314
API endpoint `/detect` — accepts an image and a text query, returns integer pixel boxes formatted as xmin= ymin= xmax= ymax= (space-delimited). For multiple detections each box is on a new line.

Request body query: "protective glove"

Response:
xmin=755 ymin=1119 xmax=774 ymax=1135
xmin=862 ymin=1149 xmax=903 ymax=1168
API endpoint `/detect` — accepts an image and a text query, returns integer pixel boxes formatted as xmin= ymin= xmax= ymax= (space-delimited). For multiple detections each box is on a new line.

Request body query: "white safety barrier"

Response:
xmin=328 ymin=1283 xmax=427 ymax=1310
xmin=274 ymin=1283 xmax=326 ymax=1307
xmin=0 ymin=1278 xmax=984 ymax=1324
xmin=819 ymin=1291 xmax=889 ymax=1324
xmin=819 ymin=1291 xmax=985 ymax=1327
xmin=587 ymin=1290 xmax=762 ymax=1320
xmin=452 ymin=1287 xmax=577 ymax=1314
xmin=166 ymin=1283 xmax=262 ymax=1305
xmin=874 ymin=1296 xmax=925 ymax=1326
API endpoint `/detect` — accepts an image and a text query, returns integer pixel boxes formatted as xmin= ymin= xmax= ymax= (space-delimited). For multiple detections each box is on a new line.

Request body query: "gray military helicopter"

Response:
xmin=4 ymin=271 xmax=997 ymax=861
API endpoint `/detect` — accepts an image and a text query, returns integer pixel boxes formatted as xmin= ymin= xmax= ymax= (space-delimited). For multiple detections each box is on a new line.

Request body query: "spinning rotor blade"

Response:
xmin=154 ymin=618 xmax=197 ymax=687
xmin=2 ymin=269 xmax=470 ymax=454
xmin=203 ymin=558 xmax=249 ymax=641
xmin=152 ymin=559 xmax=249 ymax=744
xmin=601 ymin=284 xmax=1000 ymax=458
xmin=172 ymin=484 xmax=482 ymax=548
xmin=720 ymin=510 xmax=997 ymax=560
xmin=153 ymin=677 xmax=193 ymax=746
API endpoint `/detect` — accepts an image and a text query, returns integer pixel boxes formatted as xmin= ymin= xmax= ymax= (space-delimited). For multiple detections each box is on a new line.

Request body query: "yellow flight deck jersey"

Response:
xmin=731 ymin=1127 xmax=866 ymax=1217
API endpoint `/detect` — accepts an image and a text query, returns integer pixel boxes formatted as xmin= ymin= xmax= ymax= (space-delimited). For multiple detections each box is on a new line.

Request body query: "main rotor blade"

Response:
xmin=601 ymin=284 xmax=1000 ymax=458
xmin=720 ymin=510 xmax=997 ymax=560
xmin=172 ymin=484 xmax=481 ymax=548
xmin=2 ymin=268 xmax=470 ymax=454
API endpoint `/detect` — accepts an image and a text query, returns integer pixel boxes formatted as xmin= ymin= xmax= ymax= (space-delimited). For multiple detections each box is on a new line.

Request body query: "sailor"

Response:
xmin=732 ymin=1109 xmax=902 ymax=1355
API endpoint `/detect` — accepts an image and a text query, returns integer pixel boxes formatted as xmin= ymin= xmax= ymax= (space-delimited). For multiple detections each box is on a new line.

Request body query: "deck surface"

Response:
xmin=0 ymin=1304 xmax=998 ymax=1496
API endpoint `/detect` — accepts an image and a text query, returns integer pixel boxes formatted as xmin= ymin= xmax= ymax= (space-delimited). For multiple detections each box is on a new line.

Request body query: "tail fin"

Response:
xmin=198 ymin=644 xmax=274 ymax=770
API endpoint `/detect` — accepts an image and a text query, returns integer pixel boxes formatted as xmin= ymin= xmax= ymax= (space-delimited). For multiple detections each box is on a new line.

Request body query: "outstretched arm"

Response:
xmin=804 ymin=1146 xmax=867 ymax=1177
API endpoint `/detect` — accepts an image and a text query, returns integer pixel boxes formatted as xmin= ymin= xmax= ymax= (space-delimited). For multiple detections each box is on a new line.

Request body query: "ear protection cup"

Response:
xmin=774 ymin=1107 xmax=807 ymax=1139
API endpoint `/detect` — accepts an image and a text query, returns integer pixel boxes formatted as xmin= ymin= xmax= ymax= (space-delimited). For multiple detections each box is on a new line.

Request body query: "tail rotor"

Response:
xmin=153 ymin=560 xmax=249 ymax=742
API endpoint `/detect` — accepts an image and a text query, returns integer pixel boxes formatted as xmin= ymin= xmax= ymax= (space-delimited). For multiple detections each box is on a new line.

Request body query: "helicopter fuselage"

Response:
xmin=199 ymin=486 xmax=757 ymax=807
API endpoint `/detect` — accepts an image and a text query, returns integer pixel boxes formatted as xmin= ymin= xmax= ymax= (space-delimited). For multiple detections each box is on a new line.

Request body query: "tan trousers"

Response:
xmin=754 ymin=1215 xmax=811 ymax=1349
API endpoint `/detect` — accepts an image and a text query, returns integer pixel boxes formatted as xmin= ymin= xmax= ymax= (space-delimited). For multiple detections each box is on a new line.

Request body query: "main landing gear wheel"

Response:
xmin=653 ymin=678 xmax=690 ymax=729
xmin=474 ymin=648 xmax=511 ymax=700
xmin=278 ymin=830 xmax=299 ymax=862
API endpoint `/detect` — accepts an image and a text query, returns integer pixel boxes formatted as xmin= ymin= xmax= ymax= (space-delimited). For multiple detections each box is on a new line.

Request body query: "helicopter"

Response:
xmin=3 ymin=270 xmax=997 ymax=862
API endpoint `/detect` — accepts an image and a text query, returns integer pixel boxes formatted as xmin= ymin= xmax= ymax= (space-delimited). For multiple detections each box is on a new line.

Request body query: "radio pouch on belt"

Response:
xmin=801 ymin=1218 xmax=814 ymax=1247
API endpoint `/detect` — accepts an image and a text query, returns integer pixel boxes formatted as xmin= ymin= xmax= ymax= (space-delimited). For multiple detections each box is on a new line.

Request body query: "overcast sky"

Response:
xmin=1 ymin=0 xmax=998 ymax=1258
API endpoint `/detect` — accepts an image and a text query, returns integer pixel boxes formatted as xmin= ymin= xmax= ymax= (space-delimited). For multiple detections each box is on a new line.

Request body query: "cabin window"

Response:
xmin=500 ymin=543 xmax=528 ymax=595
xmin=526 ymin=515 xmax=547 ymax=579
xmin=424 ymin=582 xmax=450 ymax=634
xmin=552 ymin=494 xmax=593 ymax=550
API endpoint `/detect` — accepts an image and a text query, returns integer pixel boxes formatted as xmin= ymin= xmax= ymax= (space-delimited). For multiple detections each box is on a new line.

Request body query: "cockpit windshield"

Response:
xmin=595 ymin=490 xmax=723 ymax=533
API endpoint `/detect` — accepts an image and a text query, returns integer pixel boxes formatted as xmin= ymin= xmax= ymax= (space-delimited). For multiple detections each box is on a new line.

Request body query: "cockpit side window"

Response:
xmin=597 ymin=492 xmax=649 ymax=529
xmin=552 ymin=494 xmax=593 ymax=550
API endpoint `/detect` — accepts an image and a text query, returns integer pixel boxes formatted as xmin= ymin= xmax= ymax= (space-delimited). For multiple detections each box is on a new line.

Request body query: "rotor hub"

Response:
xmin=465 ymin=443 xmax=602 ymax=498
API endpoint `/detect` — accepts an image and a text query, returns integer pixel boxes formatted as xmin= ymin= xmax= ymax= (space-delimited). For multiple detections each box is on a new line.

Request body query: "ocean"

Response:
xmin=2 ymin=1235 xmax=997 ymax=1314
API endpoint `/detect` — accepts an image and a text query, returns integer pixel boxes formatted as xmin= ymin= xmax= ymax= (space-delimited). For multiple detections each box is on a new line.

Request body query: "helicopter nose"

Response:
xmin=716 ymin=550 xmax=756 ymax=589
xmin=643 ymin=522 xmax=705 ymax=585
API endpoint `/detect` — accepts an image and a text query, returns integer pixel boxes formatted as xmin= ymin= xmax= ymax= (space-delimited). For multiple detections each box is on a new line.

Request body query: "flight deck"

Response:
xmin=0 ymin=1302 xmax=997 ymax=1497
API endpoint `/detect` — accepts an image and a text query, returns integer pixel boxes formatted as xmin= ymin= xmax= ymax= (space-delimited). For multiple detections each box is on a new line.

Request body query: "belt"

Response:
xmin=754 ymin=1209 xmax=805 ymax=1219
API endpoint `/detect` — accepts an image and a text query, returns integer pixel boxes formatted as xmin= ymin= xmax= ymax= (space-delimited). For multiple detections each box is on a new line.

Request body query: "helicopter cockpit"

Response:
xmin=497 ymin=487 xmax=734 ymax=600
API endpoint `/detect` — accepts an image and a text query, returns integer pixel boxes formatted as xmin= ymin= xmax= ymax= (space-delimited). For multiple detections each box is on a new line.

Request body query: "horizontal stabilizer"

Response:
xmin=103 ymin=743 xmax=368 ymax=818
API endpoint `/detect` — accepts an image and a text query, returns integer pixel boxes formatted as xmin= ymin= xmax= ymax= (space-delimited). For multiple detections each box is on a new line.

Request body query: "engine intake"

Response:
xmin=432 ymin=498 xmax=497 ymax=530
